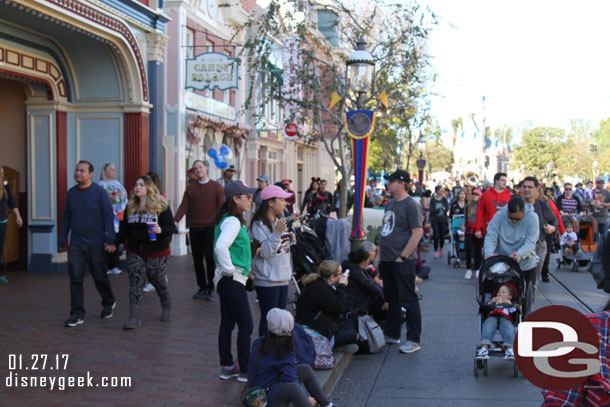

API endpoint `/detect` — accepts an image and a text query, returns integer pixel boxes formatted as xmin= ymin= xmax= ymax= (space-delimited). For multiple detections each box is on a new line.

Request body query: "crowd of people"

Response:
xmin=2 ymin=157 xmax=610 ymax=406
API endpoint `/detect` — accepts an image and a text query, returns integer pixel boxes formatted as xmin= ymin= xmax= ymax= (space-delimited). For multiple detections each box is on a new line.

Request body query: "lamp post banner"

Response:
xmin=346 ymin=109 xmax=376 ymax=240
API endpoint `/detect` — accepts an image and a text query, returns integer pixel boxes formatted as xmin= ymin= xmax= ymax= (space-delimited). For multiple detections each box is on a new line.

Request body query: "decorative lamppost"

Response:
xmin=416 ymin=153 xmax=426 ymax=186
xmin=345 ymin=36 xmax=375 ymax=249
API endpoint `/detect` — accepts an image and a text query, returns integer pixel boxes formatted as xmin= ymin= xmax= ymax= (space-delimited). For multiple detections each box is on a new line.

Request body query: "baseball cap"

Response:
xmin=267 ymin=308 xmax=294 ymax=337
xmin=282 ymin=179 xmax=292 ymax=185
xmin=472 ymin=188 xmax=483 ymax=196
xmin=257 ymin=174 xmax=270 ymax=182
xmin=224 ymin=181 xmax=257 ymax=199
xmin=261 ymin=185 xmax=293 ymax=200
xmin=225 ymin=165 xmax=236 ymax=172
xmin=384 ymin=169 xmax=410 ymax=182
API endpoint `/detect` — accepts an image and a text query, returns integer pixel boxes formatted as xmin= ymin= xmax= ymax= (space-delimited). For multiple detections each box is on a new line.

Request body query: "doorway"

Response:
xmin=0 ymin=79 xmax=27 ymax=268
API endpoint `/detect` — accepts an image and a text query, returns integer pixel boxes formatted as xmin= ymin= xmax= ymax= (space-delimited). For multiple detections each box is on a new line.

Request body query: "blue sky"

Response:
xmin=424 ymin=0 xmax=610 ymax=141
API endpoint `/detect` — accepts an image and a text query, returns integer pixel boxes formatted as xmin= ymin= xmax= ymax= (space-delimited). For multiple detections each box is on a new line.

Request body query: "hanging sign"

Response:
xmin=185 ymin=52 xmax=239 ymax=91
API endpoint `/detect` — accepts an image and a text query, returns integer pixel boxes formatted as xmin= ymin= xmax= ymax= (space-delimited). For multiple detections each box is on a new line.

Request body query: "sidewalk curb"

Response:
xmin=315 ymin=352 xmax=354 ymax=395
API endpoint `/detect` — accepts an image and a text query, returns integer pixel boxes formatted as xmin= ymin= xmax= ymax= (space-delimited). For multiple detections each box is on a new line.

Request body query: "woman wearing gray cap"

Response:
xmin=245 ymin=308 xmax=335 ymax=407
xmin=214 ymin=181 xmax=257 ymax=382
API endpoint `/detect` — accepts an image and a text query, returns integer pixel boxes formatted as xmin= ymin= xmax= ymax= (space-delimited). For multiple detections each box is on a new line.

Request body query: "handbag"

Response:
xmin=240 ymin=346 xmax=281 ymax=407
xmin=240 ymin=348 xmax=268 ymax=407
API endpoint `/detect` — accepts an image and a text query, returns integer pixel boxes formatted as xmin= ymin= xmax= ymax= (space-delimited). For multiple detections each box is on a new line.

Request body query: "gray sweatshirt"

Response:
xmin=250 ymin=219 xmax=293 ymax=287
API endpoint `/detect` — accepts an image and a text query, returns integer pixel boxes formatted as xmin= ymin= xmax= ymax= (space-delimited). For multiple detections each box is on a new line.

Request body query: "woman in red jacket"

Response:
xmin=540 ymin=186 xmax=565 ymax=282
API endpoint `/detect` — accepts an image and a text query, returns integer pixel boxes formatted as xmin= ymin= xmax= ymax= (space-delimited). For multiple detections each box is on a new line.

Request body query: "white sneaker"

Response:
xmin=464 ymin=269 xmax=472 ymax=279
xmin=143 ymin=283 xmax=155 ymax=293
xmin=476 ymin=347 xmax=489 ymax=360
xmin=415 ymin=276 xmax=423 ymax=284
xmin=110 ymin=268 xmax=122 ymax=275
xmin=504 ymin=348 xmax=515 ymax=360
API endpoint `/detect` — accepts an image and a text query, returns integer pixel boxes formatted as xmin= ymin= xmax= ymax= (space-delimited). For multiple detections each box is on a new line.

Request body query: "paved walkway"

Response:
xmin=330 ymin=251 xmax=608 ymax=406
xmin=0 ymin=256 xmax=262 ymax=407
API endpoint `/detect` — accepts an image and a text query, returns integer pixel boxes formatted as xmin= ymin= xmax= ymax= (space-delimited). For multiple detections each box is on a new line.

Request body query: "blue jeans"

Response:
xmin=217 ymin=276 xmax=253 ymax=373
xmin=68 ymin=244 xmax=115 ymax=318
xmin=481 ymin=316 xmax=515 ymax=347
xmin=596 ymin=222 xmax=608 ymax=242
xmin=255 ymin=284 xmax=288 ymax=337
xmin=379 ymin=259 xmax=421 ymax=343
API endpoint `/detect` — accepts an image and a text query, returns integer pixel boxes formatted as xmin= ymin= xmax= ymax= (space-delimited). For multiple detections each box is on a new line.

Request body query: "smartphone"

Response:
xmin=343 ymin=269 xmax=350 ymax=277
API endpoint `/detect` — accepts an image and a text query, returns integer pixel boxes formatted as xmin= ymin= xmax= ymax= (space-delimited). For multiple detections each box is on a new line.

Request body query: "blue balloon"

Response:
xmin=207 ymin=144 xmax=233 ymax=169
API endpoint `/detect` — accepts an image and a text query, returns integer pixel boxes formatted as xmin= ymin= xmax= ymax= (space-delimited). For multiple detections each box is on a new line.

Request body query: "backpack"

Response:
xmin=302 ymin=326 xmax=334 ymax=370
xmin=588 ymin=231 xmax=610 ymax=293
xmin=358 ymin=315 xmax=386 ymax=354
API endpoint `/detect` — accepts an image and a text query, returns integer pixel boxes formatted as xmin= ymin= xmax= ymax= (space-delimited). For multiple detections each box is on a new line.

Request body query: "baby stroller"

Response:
xmin=448 ymin=215 xmax=466 ymax=268
xmin=572 ymin=215 xmax=597 ymax=272
xmin=291 ymin=224 xmax=332 ymax=283
xmin=474 ymin=256 xmax=526 ymax=378
xmin=556 ymin=215 xmax=580 ymax=272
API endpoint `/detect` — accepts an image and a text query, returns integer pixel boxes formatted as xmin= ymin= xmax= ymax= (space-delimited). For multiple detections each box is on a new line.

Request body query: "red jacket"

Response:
xmin=547 ymin=199 xmax=565 ymax=235
xmin=474 ymin=188 xmax=512 ymax=234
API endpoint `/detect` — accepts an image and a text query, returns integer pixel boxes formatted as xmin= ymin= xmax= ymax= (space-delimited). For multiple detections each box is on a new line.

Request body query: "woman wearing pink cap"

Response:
xmin=250 ymin=185 xmax=296 ymax=336
xmin=464 ymin=188 xmax=484 ymax=279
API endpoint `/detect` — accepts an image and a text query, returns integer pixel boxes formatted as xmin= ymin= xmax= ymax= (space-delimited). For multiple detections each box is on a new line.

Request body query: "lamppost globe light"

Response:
xmin=346 ymin=36 xmax=374 ymax=95
xmin=593 ymin=160 xmax=599 ymax=168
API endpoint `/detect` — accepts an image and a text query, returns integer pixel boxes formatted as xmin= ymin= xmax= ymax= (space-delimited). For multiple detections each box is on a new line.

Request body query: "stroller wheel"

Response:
xmin=474 ymin=359 xmax=479 ymax=377
xmin=483 ymin=360 xmax=488 ymax=376
xmin=513 ymin=361 xmax=519 ymax=378
xmin=570 ymin=262 xmax=579 ymax=273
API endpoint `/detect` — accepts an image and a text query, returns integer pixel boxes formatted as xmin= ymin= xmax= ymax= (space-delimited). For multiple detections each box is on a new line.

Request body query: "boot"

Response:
xmin=160 ymin=302 xmax=171 ymax=322
xmin=123 ymin=302 xmax=141 ymax=329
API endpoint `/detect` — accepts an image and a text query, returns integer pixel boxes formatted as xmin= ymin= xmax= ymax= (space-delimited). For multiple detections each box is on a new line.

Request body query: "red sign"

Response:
xmin=284 ymin=123 xmax=298 ymax=138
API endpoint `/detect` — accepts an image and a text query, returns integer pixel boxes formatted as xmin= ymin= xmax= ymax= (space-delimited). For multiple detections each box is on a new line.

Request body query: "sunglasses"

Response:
xmin=564 ymin=188 xmax=572 ymax=191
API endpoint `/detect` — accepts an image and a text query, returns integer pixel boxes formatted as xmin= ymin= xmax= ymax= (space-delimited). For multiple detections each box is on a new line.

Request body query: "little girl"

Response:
xmin=476 ymin=283 xmax=518 ymax=360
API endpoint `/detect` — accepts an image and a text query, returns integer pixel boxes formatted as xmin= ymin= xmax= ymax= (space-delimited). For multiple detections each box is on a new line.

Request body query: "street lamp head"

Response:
xmin=346 ymin=36 xmax=375 ymax=94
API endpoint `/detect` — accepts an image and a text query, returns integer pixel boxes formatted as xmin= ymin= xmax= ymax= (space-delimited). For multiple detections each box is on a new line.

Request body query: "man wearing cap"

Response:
xmin=378 ymin=169 xmax=423 ymax=354
xmin=592 ymin=177 xmax=610 ymax=239
xmin=175 ymin=160 xmax=225 ymax=300
xmin=253 ymin=174 xmax=269 ymax=211
xmin=217 ymin=165 xmax=236 ymax=187
xmin=281 ymin=179 xmax=296 ymax=214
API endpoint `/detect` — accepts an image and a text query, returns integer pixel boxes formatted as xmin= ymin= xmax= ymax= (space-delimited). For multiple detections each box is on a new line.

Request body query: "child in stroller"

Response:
xmin=476 ymin=283 xmax=518 ymax=361
xmin=474 ymin=256 xmax=525 ymax=377
xmin=560 ymin=221 xmax=579 ymax=258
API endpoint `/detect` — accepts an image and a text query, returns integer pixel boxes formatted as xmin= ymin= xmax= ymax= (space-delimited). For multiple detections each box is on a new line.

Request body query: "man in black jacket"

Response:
xmin=522 ymin=177 xmax=556 ymax=288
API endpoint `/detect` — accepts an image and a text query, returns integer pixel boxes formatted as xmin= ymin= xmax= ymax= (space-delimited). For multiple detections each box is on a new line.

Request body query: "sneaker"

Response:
xmin=237 ymin=372 xmax=248 ymax=383
xmin=219 ymin=364 xmax=240 ymax=380
xmin=420 ymin=245 xmax=430 ymax=252
xmin=415 ymin=276 xmax=423 ymax=284
xmin=476 ymin=347 xmax=489 ymax=360
xmin=112 ymin=268 xmax=122 ymax=275
xmin=464 ymin=269 xmax=472 ymax=280
xmin=64 ymin=316 xmax=84 ymax=327
xmin=399 ymin=340 xmax=421 ymax=354
xmin=504 ymin=348 xmax=515 ymax=360
xmin=440 ymin=249 xmax=445 ymax=255
xmin=193 ymin=289 xmax=207 ymax=299
xmin=434 ymin=252 xmax=439 ymax=258
xmin=143 ymin=283 xmax=156 ymax=293
xmin=384 ymin=336 xmax=401 ymax=345
xmin=0 ymin=275 xmax=8 ymax=284
xmin=542 ymin=275 xmax=550 ymax=283
xmin=101 ymin=302 xmax=116 ymax=319
xmin=206 ymin=290 xmax=215 ymax=301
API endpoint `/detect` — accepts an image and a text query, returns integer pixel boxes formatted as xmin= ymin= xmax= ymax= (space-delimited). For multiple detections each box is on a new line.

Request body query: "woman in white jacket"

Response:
xmin=250 ymin=185 xmax=295 ymax=336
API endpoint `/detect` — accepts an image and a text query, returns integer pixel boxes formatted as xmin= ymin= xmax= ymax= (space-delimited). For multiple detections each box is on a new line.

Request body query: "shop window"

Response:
xmin=185 ymin=29 xmax=194 ymax=59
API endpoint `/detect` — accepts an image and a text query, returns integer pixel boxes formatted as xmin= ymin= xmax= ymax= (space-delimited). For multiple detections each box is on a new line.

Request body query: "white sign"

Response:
xmin=186 ymin=52 xmax=239 ymax=91
xmin=283 ymin=35 xmax=302 ymax=140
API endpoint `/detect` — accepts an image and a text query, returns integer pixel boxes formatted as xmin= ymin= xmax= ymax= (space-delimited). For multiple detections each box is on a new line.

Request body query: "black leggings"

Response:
xmin=0 ymin=221 xmax=6 ymax=265
xmin=465 ymin=233 xmax=483 ymax=270
xmin=271 ymin=364 xmax=330 ymax=407
xmin=431 ymin=219 xmax=448 ymax=251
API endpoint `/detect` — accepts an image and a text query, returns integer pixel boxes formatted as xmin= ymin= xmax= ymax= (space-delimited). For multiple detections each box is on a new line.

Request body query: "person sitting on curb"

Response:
xmin=245 ymin=308 xmax=336 ymax=407
xmin=295 ymin=260 xmax=359 ymax=354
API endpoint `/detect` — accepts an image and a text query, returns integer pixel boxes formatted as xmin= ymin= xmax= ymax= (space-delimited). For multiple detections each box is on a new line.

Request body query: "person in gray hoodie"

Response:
xmin=484 ymin=195 xmax=539 ymax=290
xmin=250 ymin=185 xmax=296 ymax=336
